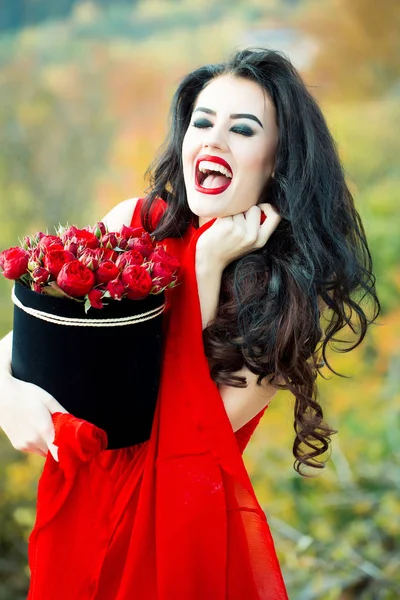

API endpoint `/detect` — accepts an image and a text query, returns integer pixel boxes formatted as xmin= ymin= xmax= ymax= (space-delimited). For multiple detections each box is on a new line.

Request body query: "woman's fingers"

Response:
xmin=258 ymin=203 xmax=281 ymax=245
xmin=40 ymin=390 xmax=68 ymax=415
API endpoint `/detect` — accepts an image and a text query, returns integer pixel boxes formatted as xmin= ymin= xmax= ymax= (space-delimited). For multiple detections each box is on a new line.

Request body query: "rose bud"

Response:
xmin=101 ymin=233 xmax=118 ymax=249
xmin=57 ymin=260 xmax=95 ymax=297
xmin=95 ymin=260 xmax=120 ymax=284
xmin=115 ymin=250 xmax=143 ymax=270
xmin=64 ymin=240 xmax=79 ymax=256
xmin=106 ymin=277 xmax=126 ymax=300
xmin=79 ymin=248 xmax=101 ymax=270
xmin=121 ymin=265 xmax=152 ymax=300
xmin=61 ymin=225 xmax=79 ymax=243
xmin=93 ymin=221 xmax=107 ymax=238
xmin=100 ymin=247 xmax=118 ymax=262
xmin=32 ymin=267 xmax=50 ymax=285
xmin=149 ymin=246 xmax=180 ymax=273
xmin=0 ymin=247 xmax=30 ymax=279
xmin=32 ymin=282 xmax=42 ymax=293
xmin=120 ymin=224 xmax=144 ymax=239
xmin=22 ymin=236 xmax=32 ymax=250
xmin=28 ymin=258 xmax=41 ymax=272
xmin=38 ymin=235 xmax=63 ymax=253
xmin=30 ymin=247 xmax=42 ymax=262
xmin=117 ymin=237 xmax=128 ymax=250
xmin=87 ymin=288 xmax=104 ymax=309
xmin=44 ymin=249 xmax=75 ymax=278
xmin=27 ymin=247 xmax=42 ymax=271
xmin=151 ymin=262 xmax=175 ymax=288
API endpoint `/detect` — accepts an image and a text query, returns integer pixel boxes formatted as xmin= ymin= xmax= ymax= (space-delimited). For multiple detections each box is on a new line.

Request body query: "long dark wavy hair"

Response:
xmin=140 ymin=48 xmax=380 ymax=474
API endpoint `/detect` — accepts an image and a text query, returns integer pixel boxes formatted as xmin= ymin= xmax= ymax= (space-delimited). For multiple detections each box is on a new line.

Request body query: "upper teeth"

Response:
xmin=198 ymin=160 xmax=232 ymax=178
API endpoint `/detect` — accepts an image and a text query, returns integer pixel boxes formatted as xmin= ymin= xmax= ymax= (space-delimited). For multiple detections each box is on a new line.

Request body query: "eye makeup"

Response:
xmin=191 ymin=119 xmax=255 ymax=137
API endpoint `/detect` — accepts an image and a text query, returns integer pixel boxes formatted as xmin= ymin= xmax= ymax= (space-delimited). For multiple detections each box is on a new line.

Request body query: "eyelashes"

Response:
xmin=191 ymin=118 xmax=255 ymax=137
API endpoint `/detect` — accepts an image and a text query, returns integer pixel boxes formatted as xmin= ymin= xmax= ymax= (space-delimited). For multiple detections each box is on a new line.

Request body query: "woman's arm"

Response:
xmin=102 ymin=197 xmax=139 ymax=230
xmin=195 ymin=238 xmax=276 ymax=433
xmin=0 ymin=330 xmax=12 ymax=375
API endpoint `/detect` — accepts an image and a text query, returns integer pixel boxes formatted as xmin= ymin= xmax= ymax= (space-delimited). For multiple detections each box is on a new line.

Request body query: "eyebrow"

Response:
xmin=193 ymin=106 xmax=263 ymax=128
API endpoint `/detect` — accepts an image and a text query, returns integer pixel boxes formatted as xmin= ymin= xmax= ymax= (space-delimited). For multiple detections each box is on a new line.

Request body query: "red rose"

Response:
xmin=44 ymin=249 xmax=75 ymax=278
xmin=149 ymin=246 xmax=180 ymax=273
xmin=121 ymin=265 xmax=152 ymax=300
xmin=38 ymin=235 xmax=63 ymax=253
xmin=120 ymin=224 xmax=144 ymax=239
xmin=151 ymin=262 xmax=175 ymax=289
xmin=101 ymin=233 xmax=118 ymax=249
xmin=87 ymin=289 xmax=104 ymax=309
xmin=106 ymin=278 xmax=125 ymax=300
xmin=63 ymin=226 xmax=99 ymax=249
xmin=95 ymin=260 xmax=120 ymax=284
xmin=32 ymin=267 xmax=50 ymax=284
xmin=32 ymin=282 xmax=42 ymax=293
xmin=127 ymin=233 xmax=154 ymax=258
xmin=115 ymin=250 xmax=143 ymax=270
xmin=0 ymin=247 xmax=29 ymax=279
xmin=57 ymin=260 xmax=95 ymax=297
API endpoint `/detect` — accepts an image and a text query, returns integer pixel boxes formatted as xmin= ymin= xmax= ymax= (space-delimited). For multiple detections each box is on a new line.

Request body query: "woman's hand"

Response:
xmin=196 ymin=203 xmax=281 ymax=271
xmin=0 ymin=333 xmax=67 ymax=461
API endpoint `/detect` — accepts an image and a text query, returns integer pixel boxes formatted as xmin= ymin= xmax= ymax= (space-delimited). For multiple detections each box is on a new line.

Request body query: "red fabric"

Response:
xmin=27 ymin=199 xmax=288 ymax=599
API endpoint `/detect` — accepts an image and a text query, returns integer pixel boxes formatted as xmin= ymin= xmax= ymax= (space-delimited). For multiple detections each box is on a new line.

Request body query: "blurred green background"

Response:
xmin=0 ymin=1 xmax=399 ymax=598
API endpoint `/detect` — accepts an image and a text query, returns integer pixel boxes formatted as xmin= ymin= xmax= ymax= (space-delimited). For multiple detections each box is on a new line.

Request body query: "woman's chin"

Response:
xmin=187 ymin=201 xmax=221 ymax=222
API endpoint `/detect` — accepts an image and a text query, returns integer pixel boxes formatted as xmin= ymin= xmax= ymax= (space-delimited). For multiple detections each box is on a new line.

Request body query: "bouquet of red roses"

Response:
xmin=0 ymin=221 xmax=179 ymax=309
xmin=1 ymin=222 xmax=180 ymax=449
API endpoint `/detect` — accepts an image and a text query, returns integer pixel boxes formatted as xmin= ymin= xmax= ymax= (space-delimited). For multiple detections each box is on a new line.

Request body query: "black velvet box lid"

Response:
xmin=11 ymin=281 xmax=164 ymax=449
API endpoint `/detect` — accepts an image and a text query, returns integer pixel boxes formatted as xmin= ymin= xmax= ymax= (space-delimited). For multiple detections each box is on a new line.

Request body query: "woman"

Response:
xmin=0 ymin=48 xmax=379 ymax=599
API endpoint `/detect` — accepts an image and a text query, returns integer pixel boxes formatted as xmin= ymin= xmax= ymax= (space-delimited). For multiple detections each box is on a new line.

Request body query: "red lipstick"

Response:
xmin=195 ymin=155 xmax=233 ymax=195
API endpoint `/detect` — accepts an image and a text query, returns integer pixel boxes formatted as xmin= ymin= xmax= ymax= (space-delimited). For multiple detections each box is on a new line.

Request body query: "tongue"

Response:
xmin=202 ymin=174 xmax=230 ymax=189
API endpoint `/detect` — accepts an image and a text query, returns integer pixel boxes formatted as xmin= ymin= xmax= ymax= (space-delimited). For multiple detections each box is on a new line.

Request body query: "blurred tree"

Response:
xmin=298 ymin=0 xmax=400 ymax=100
xmin=0 ymin=55 xmax=115 ymax=249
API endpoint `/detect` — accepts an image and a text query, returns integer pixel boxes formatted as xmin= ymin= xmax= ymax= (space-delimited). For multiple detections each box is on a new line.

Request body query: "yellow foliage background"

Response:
xmin=0 ymin=1 xmax=399 ymax=598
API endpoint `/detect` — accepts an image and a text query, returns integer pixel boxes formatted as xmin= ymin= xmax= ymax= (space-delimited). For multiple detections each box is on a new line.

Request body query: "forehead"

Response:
xmin=194 ymin=74 xmax=273 ymax=120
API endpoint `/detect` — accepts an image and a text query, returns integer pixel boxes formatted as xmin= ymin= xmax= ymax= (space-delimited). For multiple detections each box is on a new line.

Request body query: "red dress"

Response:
xmin=27 ymin=199 xmax=288 ymax=599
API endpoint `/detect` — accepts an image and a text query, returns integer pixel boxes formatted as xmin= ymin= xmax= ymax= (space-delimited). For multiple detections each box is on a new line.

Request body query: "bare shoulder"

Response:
xmin=101 ymin=197 xmax=140 ymax=231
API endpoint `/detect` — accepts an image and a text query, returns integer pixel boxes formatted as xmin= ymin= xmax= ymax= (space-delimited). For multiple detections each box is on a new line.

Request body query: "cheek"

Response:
xmin=182 ymin=131 xmax=198 ymax=170
xmin=181 ymin=135 xmax=192 ymax=177
xmin=239 ymin=148 xmax=273 ymax=185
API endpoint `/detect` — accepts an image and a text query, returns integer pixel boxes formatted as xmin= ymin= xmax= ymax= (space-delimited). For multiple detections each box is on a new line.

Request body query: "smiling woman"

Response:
xmin=0 ymin=47 xmax=379 ymax=599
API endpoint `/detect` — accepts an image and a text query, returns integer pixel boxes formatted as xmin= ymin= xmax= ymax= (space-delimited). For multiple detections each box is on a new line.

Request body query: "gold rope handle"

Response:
xmin=11 ymin=287 xmax=165 ymax=327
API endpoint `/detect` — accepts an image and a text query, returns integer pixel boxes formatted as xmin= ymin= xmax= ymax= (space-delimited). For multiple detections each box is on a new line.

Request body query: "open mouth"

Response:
xmin=195 ymin=155 xmax=233 ymax=195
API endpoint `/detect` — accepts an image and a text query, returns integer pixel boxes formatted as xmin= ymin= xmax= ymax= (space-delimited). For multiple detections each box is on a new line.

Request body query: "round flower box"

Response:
xmin=11 ymin=281 xmax=165 ymax=449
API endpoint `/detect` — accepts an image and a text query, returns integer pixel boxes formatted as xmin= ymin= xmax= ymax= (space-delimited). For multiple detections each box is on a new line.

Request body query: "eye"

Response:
xmin=230 ymin=125 xmax=254 ymax=137
xmin=192 ymin=118 xmax=213 ymax=129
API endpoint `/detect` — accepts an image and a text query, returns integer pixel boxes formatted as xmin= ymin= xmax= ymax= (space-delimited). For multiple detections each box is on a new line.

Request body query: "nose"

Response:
xmin=202 ymin=126 xmax=227 ymax=152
